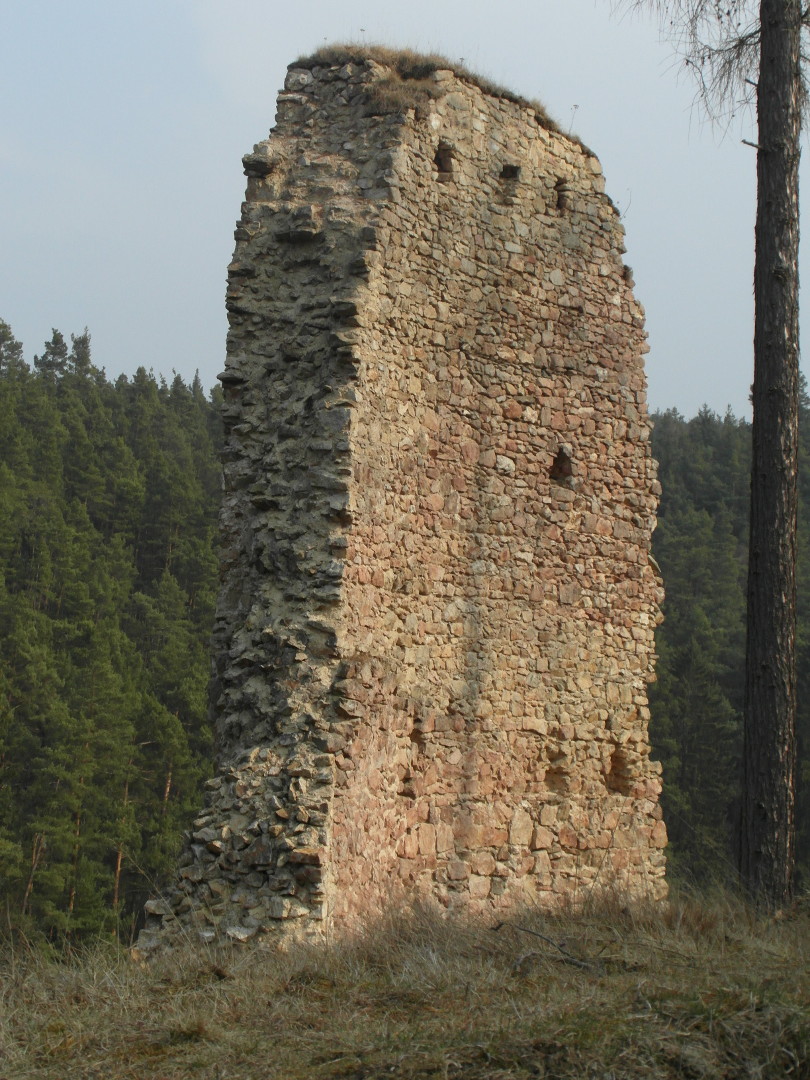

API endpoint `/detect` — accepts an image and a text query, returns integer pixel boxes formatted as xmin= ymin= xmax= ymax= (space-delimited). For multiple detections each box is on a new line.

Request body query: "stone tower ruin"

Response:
xmin=139 ymin=48 xmax=666 ymax=950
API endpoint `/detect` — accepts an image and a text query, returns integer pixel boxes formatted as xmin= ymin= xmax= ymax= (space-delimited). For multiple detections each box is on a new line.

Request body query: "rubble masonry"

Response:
xmin=139 ymin=52 xmax=667 ymax=950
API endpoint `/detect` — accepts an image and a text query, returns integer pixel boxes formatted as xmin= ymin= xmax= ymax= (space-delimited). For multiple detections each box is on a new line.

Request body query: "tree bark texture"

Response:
xmin=740 ymin=0 xmax=801 ymax=906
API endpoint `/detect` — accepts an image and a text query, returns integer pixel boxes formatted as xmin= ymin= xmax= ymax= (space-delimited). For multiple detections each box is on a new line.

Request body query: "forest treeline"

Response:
xmin=0 ymin=321 xmax=222 ymax=941
xmin=0 ymin=317 xmax=807 ymax=941
xmin=651 ymin=402 xmax=810 ymax=883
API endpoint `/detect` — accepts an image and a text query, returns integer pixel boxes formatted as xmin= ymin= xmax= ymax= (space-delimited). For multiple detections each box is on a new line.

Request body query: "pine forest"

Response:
xmin=0 ymin=317 xmax=807 ymax=942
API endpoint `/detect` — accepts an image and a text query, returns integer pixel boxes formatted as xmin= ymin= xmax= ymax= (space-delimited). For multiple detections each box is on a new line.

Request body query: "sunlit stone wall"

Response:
xmin=139 ymin=52 xmax=666 ymax=951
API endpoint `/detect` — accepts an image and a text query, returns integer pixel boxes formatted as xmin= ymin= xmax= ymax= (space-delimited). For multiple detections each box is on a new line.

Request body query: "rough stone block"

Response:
xmin=509 ymin=808 xmax=534 ymax=847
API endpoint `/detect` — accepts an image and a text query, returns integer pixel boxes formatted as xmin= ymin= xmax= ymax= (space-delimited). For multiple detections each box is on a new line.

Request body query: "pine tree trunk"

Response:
xmin=739 ymin=0 xmax=801 ymax=906
xmin=21 ymin=833 xmax=45 ymax=917
xmin=68 ymin=806 xmax=82 ymax=916
xmin=161 ymin=764 xmax=173 ymax=815
xmin=112 ymin=770 xmax=131 ymax=917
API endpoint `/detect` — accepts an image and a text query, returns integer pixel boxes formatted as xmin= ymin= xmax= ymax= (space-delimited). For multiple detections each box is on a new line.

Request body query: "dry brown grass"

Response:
xmin=293 ymin=44 xmax=564 ymax=135
xmin=1 ymin=890 xmax=808 ymax=1079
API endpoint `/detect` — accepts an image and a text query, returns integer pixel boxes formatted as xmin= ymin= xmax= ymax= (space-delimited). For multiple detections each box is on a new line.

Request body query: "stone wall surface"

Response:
xmin=139 ymin=53 xmax=666 ymax=951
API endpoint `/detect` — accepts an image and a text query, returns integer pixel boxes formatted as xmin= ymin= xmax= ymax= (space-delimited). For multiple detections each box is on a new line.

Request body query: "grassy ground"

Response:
xmin=1 ymin=890 xmax=808 ymax=1080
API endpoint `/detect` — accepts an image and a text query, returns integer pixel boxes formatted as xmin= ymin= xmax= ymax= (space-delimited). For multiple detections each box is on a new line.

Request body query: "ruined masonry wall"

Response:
xmin=139 ymin=56 xmax=666 ymax=951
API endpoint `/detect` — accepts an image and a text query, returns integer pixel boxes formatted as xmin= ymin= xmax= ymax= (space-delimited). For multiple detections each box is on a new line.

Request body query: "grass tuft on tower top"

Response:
xmin=293 ymin=44 xmax=566 ymax=136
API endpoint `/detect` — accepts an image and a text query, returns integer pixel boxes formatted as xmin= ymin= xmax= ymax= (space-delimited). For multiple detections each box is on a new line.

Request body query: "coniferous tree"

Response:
xmin=650 ymin=409 xmax=749 ymax=879
xmin=0 ymin=320 xmax=222 ymax=940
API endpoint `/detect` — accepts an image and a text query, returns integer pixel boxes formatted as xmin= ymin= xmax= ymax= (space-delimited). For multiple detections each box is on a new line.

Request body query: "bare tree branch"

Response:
xmin=614 ymin=0 xmax=808 ymax=125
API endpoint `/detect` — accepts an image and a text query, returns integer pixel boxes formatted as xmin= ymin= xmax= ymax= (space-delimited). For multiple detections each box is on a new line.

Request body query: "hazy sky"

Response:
xmin=1 ymin=0 xmax=801 ymax=417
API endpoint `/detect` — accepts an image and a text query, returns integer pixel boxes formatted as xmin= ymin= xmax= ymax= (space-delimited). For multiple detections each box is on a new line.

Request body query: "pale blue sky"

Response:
xmin=1 ymin=0 xmax=796 ymax=417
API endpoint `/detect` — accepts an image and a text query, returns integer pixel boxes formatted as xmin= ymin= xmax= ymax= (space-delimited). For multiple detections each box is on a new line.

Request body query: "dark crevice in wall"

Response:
xmin=549 ymin=446 xmax=574 ymax=486
xmin=434 ymin=143 xmax=454 ymax=181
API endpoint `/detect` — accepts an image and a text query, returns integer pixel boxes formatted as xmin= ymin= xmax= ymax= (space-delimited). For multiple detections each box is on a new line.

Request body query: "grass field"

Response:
xmin=1 ymin=890 xmax=808 ymax=1079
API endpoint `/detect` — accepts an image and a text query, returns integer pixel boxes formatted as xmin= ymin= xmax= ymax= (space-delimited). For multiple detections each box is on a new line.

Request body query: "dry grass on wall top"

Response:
xmin=2 ymin=890 xmax=808 ymax=1080
xmin=293 ymin=44 xmax=567 ymax=136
